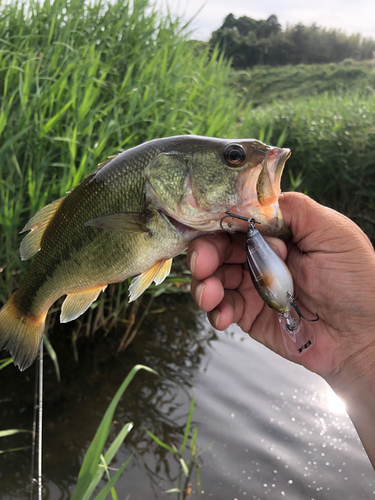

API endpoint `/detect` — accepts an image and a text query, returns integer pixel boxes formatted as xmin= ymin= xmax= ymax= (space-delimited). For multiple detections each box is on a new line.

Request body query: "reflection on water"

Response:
xmin=0 ymin=294 xmax=216 ymax=499
xmin=325 ymin=388 xmax=346 ymax=414
xmin=0 ymin=294 xmax=374 ymax=499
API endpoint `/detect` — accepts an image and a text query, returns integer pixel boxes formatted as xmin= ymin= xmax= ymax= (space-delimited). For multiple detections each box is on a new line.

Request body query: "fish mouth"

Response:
xmin=147 ymin=147 xmax=293 ymax=241
xmin=234 ymin=146 xmax=292 ymax=241
xmin=161 ymin=212 xmax=197 ymax=234
xmin=159 ymin=210 xmax=219 ymax=239
xmin=256 ymin=148 xmax=291 ymax=207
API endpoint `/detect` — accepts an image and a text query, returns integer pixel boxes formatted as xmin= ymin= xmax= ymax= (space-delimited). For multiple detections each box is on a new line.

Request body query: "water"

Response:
xmin=0 ymin=294 xmax=373 ymax=499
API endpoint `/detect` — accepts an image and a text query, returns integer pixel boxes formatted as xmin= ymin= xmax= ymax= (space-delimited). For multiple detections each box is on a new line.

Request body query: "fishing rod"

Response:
xmin=30 ymin=341 xmax=43 ymax=500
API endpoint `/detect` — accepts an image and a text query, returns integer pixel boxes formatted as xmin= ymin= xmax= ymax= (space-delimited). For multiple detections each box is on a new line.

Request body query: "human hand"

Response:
xmin=188 ymin=192 xmax=375 ymax=468
xmin=187 ymin=192 xmax=375 ymax=387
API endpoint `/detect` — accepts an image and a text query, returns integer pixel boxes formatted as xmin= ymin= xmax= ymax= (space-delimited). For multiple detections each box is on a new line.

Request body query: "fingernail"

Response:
xmin=195 ymin=283 xmax=205 ymax=309
xmin=211 ymin=309 xmax=221 ymax=329
xmin=189 ymin=250 xmax=197 ymax=274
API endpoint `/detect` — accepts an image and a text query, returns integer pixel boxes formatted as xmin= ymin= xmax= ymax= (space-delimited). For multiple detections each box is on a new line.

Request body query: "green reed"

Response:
xmin=0 ymin=0 xmax=243 ymax=304
xmin=1 ymin=0 xmax=374 ymax=349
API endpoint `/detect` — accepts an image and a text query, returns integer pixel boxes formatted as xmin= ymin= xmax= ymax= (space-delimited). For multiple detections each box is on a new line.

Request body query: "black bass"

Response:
xmin=0 ymin=135 xmax=291 ymax=370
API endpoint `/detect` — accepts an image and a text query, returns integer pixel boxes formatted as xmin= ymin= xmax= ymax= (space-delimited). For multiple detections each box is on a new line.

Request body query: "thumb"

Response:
xmin=279 ymin=192 xmax=372 ymax=253
xmin=279 ymin=192 xmax=347 ymax=251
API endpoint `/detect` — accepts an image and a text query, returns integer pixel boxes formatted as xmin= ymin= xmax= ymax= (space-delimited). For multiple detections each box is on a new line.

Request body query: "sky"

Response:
xmin=157 ymin=0 xmax=375 ymax=41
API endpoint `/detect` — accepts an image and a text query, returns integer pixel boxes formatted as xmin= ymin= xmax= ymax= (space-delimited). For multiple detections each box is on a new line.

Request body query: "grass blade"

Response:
xmin=0 ymin=429 xmax=30 ymax=437
xmin=0 ymin=358 xmax=13 ymax=370
xmin=179 ymin=457 xmax=189 ymax=477
xmin=180 ymin=395 xmax=194 ymax=456
xmin=146 ymin=429 xmax=177 ymax=455
xmin=93 ymin=455 xmax=132 ymax=500
xmin=0 ymin=445 xmax=30 ymax=454
xmin=81 ymin=422 xmax=134 ymax=500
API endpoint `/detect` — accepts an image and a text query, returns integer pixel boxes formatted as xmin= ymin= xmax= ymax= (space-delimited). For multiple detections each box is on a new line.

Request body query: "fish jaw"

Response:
xmin=232 ymin=146 xmax=292 ymax=240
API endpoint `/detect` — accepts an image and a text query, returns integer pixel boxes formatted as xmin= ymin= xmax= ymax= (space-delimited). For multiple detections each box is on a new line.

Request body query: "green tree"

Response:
xmin=210 ymin=14 xmax=375 ymax=68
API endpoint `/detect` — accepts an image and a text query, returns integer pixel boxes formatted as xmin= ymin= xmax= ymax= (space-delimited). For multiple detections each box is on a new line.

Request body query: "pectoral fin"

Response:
xmin=153 ymin=258 xmax=172 ymax=285
xmin=85 ymin=212 xmax=148 ymax=233
xmin=20 ymin=197 xmax=66 ymax=260
xmin=60 ymin=285 xmax=107 ymax=323
xmin=129 ymin=259 xmax=171 ymax=302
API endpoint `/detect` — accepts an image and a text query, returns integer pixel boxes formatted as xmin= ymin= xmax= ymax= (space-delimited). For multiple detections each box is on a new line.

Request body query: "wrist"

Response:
xmin=324 ymin=340 xmax=375 ymax=468
xmin=325 ymin=338 xmax=375 ymax=396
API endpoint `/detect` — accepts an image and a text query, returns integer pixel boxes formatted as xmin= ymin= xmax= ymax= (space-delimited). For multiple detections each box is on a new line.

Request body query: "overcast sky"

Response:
xmin=158 ymin=0 xmax=375 ymax=41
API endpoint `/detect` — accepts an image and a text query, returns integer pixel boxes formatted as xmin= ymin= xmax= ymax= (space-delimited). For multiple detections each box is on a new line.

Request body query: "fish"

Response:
xmin=0 ymin=135 xmax=291 ymax=371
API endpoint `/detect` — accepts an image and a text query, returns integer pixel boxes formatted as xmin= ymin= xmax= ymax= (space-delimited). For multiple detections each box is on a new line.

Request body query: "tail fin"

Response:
xmin=0 ymin=293 xmax=46 ymax=371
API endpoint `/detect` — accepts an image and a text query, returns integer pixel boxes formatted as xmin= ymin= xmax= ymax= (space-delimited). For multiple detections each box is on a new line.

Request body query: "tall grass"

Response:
xmin=72 ymin=364 xmax=155 ymax=500
xmin=1 ymin=0 xmax=374 ymax=339
xmin=0 ymin=0 xmax=244 ymax=306
xmin=0 ymin=0 xmax=247 ymax=301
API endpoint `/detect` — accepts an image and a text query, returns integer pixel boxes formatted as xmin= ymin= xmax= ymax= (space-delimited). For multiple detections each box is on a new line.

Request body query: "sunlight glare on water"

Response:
xmin=325 ymin=388 xmax=347 ymax=414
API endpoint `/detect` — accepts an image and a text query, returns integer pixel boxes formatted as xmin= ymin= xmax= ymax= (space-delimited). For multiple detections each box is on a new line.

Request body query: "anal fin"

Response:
xmin=60 ymin=285 xmax=107 ymax=323
xmin=129 ymin=260 xmax=171 ymax=302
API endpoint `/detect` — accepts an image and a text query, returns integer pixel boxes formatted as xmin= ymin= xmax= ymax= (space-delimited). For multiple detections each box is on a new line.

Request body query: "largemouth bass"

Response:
xmin=0 ymin=135 xmax=291 ymax=371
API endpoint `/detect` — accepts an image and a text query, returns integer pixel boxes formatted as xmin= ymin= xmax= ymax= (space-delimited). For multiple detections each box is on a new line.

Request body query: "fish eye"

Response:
xmin=223 ymin=144 xmax=246 ymax=167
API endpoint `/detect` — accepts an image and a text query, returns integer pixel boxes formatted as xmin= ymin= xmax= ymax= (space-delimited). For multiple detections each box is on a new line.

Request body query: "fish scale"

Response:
xmin=0 ymin=135 xmax=291 ymax=370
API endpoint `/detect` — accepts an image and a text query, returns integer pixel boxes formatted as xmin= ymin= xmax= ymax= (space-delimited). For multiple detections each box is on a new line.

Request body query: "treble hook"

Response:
xmin=287 ymin=292 xmax=319 ymax=323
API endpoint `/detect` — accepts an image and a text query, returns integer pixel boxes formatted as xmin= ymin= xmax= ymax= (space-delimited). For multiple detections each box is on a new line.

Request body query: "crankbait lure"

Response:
xmin=220 ymin=212 xmax=319 ymax=356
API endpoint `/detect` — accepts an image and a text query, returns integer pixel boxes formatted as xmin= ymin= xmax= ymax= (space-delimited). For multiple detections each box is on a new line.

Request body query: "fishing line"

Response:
xmin=29 ymin=354 xmax=38 ymax=500
xmin=37 ymin=341 xmax=43 ymax=500
xmin=30 ymin=341 xmax=44 ymax=500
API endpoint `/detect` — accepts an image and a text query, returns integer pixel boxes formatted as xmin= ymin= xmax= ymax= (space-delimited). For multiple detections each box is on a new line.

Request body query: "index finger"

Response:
xmin=186 ymin=232 xmax=246 ymax=281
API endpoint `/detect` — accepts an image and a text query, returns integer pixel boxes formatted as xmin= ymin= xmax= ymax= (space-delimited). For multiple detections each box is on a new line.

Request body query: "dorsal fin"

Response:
xmin=19 ymin=197 xmax=65 ymax=261
xmin=96 ymin=154 xmax=118 ymax=171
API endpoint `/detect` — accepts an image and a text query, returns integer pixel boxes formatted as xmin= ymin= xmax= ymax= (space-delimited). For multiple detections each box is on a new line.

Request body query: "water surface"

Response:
xmin=0 ymin=294 xmax=373 ymax=499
